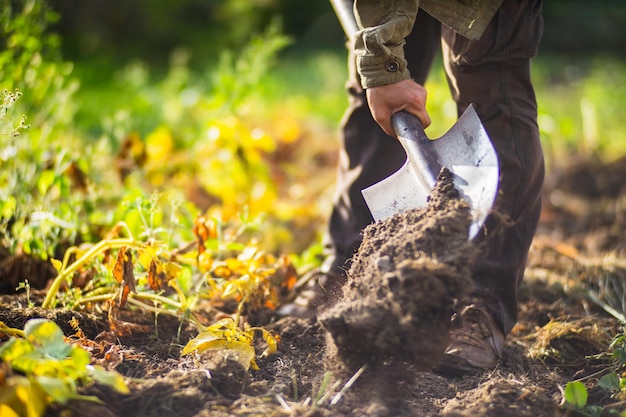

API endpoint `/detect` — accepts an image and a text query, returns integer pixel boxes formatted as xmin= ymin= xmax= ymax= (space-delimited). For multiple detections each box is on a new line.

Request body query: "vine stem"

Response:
xmin=73 ymin=292 xmax=182 ymax=311
xmin=42 ymin=237 xmax=139 ymax=309
xmin=0 ymin=322 xmax=25 ymax=338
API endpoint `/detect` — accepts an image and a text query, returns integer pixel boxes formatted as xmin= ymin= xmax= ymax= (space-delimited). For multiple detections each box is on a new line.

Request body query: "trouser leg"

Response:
xmin=323 ymin=11 xmax=441 ymax=275
xmin=441 ymin=0 xmax=545 ymax=335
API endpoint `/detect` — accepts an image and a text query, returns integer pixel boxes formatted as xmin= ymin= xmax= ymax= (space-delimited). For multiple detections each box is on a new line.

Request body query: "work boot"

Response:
xmin=434 ymin=303 xmax=505 ymax=376
xmin=277 ymin=268 xmax=346 ymax=318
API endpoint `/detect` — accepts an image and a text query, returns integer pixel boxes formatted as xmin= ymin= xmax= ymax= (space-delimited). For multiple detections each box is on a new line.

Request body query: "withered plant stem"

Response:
xmin=42 ymin=222 xmax=138 ymax=308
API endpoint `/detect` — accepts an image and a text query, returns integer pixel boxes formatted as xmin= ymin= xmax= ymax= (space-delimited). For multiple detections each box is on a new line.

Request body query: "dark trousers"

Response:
xmin=324 ymin=0 xmax=545 ymax=335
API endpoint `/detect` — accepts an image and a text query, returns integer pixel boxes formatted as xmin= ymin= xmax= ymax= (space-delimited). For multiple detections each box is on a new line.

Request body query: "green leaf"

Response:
xmin=597 ymin=372 xmax=621 ymax=392
xmin=613 ymin=347 xmax=626 ymax=366
xmin=0 ymin=338 xmax=34 ymax=362
xmin=37 ymin=169 xmax=56 ymax=195
xmin=87 ymin=365 xmax=129 ymax=394
xmin=564 ymin=381 xmax=588 ymax=409
xmin=71 ymin=344 xmax=91 ymax=364
xmin=0 ymin=195 xmax=16 ymax=218
xmin=582 ymin=405 xmax=604 ymax=417
xmin=24 ymin=319 xmax=71 ymax=359
xmin=34 ymin=375 xmax=76 ymax=404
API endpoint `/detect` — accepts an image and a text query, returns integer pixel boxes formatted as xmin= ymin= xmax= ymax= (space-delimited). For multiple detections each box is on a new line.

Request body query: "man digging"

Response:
xmin=297 ymin=0 xmax=545 ymax=377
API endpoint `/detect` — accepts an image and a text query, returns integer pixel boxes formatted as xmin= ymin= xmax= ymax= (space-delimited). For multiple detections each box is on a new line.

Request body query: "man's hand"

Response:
xmin=366 ymin=78 xmax=431 ymax=137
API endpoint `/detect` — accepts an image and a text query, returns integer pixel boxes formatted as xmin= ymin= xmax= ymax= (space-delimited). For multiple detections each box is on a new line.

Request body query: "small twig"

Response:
xmin=571 ymin=367 xmax=612 ymax=383
xmin=275 ymin=394 xmax=292 ymax=412
xmin=330 ymin=364 xmax=367 ymax=406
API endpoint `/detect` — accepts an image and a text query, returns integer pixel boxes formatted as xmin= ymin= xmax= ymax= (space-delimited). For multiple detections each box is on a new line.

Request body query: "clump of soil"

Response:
xmin=441 ymin=376 xmax=558 ymax=417
xmin=320 ymin=168 xmax=475 ymax=376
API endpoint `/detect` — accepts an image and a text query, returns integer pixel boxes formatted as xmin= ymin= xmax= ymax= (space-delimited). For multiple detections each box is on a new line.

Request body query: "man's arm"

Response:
xmin=354 ymin=0 xmax=430 ymax=136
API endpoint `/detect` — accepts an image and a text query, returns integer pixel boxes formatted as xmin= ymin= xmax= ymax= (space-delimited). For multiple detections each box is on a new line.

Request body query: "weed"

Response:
xmin=0 ymin=319 xmax=128 ymax=417
xmin=15 ymin=280 xmax=33 ymax=308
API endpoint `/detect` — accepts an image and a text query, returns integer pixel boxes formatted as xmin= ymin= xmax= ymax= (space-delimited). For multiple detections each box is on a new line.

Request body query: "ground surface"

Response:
xmin=1 ymin=156 xmax=625 ymax=417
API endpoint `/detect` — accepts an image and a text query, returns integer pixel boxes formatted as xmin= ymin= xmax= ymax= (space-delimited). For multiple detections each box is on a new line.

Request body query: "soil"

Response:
xmin=319 ymin=168 xmax=474 ymax=406
xmin=1 ymin=156 xmax=625 ymax=417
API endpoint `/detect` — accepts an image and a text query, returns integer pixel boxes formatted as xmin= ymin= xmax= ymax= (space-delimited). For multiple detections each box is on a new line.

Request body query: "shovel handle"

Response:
xmin=391 ymin=111 xmax=441 ymax=190
xmin=330 ymin=0 xmax=359 ymax=38
xmin=330 ymin=2 xmax=442 ymax=192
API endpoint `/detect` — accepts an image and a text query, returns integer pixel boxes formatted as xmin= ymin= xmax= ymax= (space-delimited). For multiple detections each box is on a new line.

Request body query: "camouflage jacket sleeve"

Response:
xmin=353 ymin=0 xmax=420 ymax=89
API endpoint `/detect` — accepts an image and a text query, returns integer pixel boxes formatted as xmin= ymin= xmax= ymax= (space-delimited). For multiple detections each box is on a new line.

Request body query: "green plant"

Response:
xmin=559 ymin=330 xmax=626 ymax=416
xmin=208 ymin=19 xmax=291 ymax=115
xmin=15 ymin=280 xmax=34 ymax=308
xmin=535 ymin=58 xmax=626 ymax=165
xmin=595 ymin=332 xmax=626 ymax=410
xmin=39 ymin=196 xmax=298 ymax=367
xmin=42 ymin=220 xmax=192 ymax=317
xmin=0 ymin=319 xmax=128 ymax=417
xmin=0 ymin=0 xmax=78 ymax=140
xmin=0 ymin=0 xmax=95 ymax=262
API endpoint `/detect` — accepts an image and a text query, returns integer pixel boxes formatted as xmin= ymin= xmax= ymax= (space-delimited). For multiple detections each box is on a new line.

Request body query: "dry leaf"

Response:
xmin=112 ymin=246 xmax=136 ymax=307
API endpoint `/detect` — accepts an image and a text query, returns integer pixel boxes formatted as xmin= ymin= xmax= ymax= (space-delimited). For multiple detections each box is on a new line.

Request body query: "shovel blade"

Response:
xmin=361 ymin=105 xmax=499 ymax=239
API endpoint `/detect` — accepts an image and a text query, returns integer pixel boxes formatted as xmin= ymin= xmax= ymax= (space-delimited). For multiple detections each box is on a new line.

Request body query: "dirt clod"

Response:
xmin=321 ymin=168 xmax=475 ymax=377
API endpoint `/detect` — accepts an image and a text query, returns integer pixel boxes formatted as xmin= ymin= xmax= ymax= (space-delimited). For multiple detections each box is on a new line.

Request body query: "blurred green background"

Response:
xmin=2 ymin=0 xmax=626 ymax=265
xmin=42 ymin=0 xmax=626 ymax=157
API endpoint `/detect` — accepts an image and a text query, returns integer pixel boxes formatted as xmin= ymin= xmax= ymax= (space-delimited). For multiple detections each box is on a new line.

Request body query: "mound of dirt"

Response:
xmin=320 ymin=168 xmax=475 ymax=377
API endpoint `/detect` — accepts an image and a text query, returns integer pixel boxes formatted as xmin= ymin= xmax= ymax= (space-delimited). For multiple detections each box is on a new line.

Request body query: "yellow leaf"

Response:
xmin=145 ymin=126 xmax=174 ymax=163
xmin=162 ymin=261 xmax=182 ymax=280
xmin=0 ymin=404 xmax=20 ymax=417
xmin=198 ymin=252 xmax=213 ymax=273
xmin=225 ymin=258 xmax=245 ymax=274
xmin=137 ymin=247 xmax=155 ymax=270
xmin=221 ymin=282 xmax=239 ymax=299
xmin=0 ymin=377 xmax=43 ymax=417
xmin=265 ymin=333 xmax=279 ymax=355
xmin=182 ymin=333 xmax=224 ymax=356
xmin=1 ymin=375 xmax=48 ymax=417
xmin=212 ymin=263 xmax=232 ymax=278
xmin=50 ymin=258 xmax=62 ymax=273
xmin=257 ymin=328 xmax=280 ymax=357
xmin=225 ymin=340 xmax=256 ymax=371
xmin=273 ymin=115 xmax=301 ymax=144
xmin=182 ymin=318 xmax=258 ymax=370
xmin=182 ymin=336 xmax=256 ymax=371
xmin=249 ymin=127 xmax=276 ymax=151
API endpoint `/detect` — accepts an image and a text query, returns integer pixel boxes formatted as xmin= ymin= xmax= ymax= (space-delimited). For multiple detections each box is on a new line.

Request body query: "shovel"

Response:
xmin=361 ymin=107 xmax=499 ymax=239
xmin=329 ymin=0 xmax=500 ymax=239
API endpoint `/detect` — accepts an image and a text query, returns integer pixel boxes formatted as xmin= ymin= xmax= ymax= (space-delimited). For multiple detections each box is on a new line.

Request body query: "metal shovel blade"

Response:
xmin=361 ymin=104 xmax=499 ymax=239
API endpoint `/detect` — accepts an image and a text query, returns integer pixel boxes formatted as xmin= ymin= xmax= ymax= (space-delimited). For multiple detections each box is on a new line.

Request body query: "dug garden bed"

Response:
xmin=1 ymin=156 xmax=625 ymax=417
